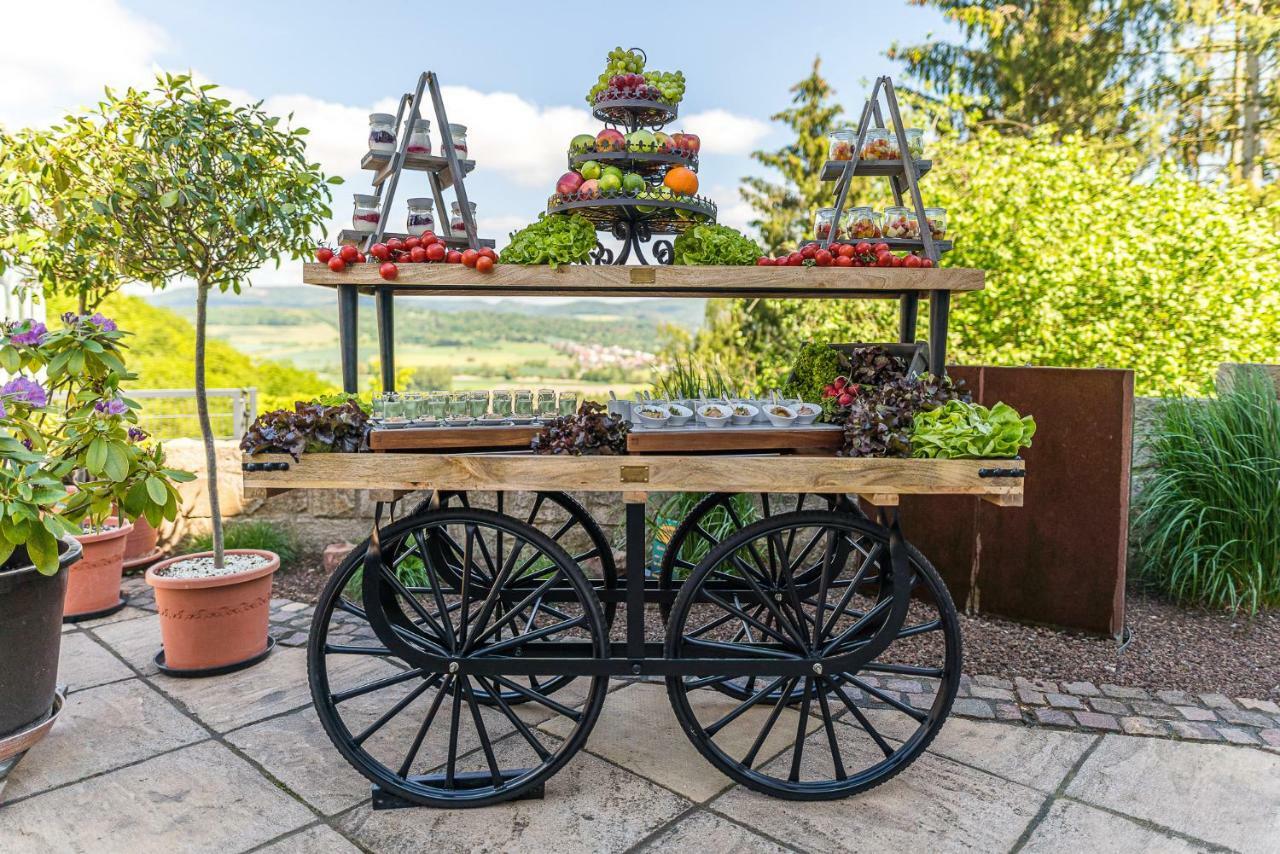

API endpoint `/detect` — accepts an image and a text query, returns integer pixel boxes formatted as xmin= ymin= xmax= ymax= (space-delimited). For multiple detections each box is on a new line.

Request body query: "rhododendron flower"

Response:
xmin=8 ymin=320 xmax=48 ymax=346
xmin=0 ymin=376 xmax=48 ymax=408
xmin=94 ymin=397 xmax=128 ymax=416
xmin=88 ymin=313 xmax=118 ymax=332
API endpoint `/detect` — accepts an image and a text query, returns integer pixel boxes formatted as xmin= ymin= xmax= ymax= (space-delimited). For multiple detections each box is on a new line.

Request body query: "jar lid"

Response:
xmin=353 ymin=193 xmax=379 ymax=205
xmin=883 ymin=205 xmax=914 ymax=214
xmin=848 ymin=205 xmax=877 ymax=213
xmin=924 ymin=206 xmax=945 ymax=214
xmin=368 ymin=113 xmax=396 ymax=125
xmin=816 ymin=207 xmax=836 ymax=215
xmin=448 ymin=124 xmax=467 ymax=134
xmin=406 ymin=197 xmax=434 ymax=208
xmin=407 ymin=118 xmax=431 ymax=131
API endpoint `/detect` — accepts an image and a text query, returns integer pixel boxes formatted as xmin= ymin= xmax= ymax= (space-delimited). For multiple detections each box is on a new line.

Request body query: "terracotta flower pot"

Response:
xmin=145 ymin=549 xmax=279 ymax=672
xmin=66 ymin=518 xmax=134 ymax=619
xmin=122 ymin=516 xmax=162 ymax=570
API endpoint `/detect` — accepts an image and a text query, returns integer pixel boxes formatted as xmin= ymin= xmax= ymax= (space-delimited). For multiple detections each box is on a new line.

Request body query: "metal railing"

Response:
xmin=129 ymin=388 xmax=258 ymax=440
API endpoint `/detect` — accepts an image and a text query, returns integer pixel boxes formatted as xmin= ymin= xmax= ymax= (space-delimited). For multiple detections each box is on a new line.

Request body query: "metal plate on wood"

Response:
xmin=629 ymin=268 xmax=656 ymax=284
xmin=619 ymin=465 xmax=650 ymax=483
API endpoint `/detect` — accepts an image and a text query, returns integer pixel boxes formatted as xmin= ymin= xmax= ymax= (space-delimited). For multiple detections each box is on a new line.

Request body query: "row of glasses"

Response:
xmin=373 ymin=389 xmax=582 ymax=424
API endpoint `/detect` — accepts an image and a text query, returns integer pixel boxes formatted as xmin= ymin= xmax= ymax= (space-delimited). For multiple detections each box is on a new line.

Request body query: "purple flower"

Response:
xmin=0 ymin=376 xmax=48 ymax=408
xmin=94 ymin=397 xmax=128 ymax=416
xmin=8 ymin=320 xmax=47 ymax=346
xmin=21 ymin=437 xmax=32 ymax=450
xmin=127 ymin=426 xmax=149 ymax=443
xmin=0 ymin=398 xmax=6 ymax=420
xmin=88 ymin=313 xmax=117 ymax=332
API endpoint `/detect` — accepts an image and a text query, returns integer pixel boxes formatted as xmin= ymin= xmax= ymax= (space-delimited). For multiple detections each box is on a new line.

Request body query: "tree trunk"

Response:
xmin=1241 ymin=23 xmax=1261 ymax=185
xmin=194 ymin=280 xmax=224 ymax=568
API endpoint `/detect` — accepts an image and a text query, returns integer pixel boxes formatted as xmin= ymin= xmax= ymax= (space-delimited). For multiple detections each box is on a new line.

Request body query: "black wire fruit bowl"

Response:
xmin=546 ymin=189 xmax=716 ymax=234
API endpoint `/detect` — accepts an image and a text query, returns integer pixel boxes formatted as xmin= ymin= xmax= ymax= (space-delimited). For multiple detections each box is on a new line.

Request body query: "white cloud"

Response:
xmin=0 ymin=0 xmax=167 ymax=129
xmin=679 ymin=109 xmax=772 ymax=156
xmin=703 ymin=184 xmax=757 ymax=236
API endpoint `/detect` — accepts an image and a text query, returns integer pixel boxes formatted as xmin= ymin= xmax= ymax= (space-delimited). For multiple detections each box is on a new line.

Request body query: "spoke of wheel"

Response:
xmin=788 ymin=677 xmax=814 ymax=782
xmin=704 ymin=675 xmax=789 ymax=737
xmin=812 ymin=528 xmax=838 ymax=647
xmin=324 ymin=643 xmax=395 ymax=656
xmin=687 ymin=606 xmax=741 ymax=639
xmin=472 ymin=615 xmax=586 ymax=657
xmin=742 ymin=677 xmax=798 ymax=769
xmin=397 ymin=673 xmax=454 ymax=777
xmin=413 ymin=530 xmax=459 ymax=651
xmin=574 ymin=547 xmax=602 ymax=564
xmin=769 ymin=530 xmax=817 ymax=641
xmin=683 ymin=673 xmax=736 ymax=690
xmin=475 ymin=675 xmax=552 ymax=761
xmin=827 ymin=676 xmax=895 ymax=758
xmin=896 ymin=619 xmax=943 ymax=639
xmin=863 ymin=662 xmax=945 ymax=677
xmin=457 ymin=526 xmax=476 ymax=648
xmin=460 ymin=676 xmax=504 ymax=787
xmin=524 ymin=493 xmax=547 ymax=526
xmin=821 ymin=595 xmax=894 ymax=656
xmin=378 ymin=562 xmax=452 ymax=649
xmin=820 ymin=543 xmax=882 ymax=640
xmin=815 ymin=685 xmax=847 ymax=780
xmin=444 ymin=683 xmax=464 ymax=787
xmin=681 ymin=636 xmax=801 ymax=660
xmin=700 ymin=589 xmax=796 ymax=648
xmin=521 ymin=592 xmax=546 ymax=635
xmin=848 ymin=676 xmax=929 ymax=722
xmin=547 ymin=516 xmax=577 ymax=544
xmin=727 ymin=554 xmax=808 ymax=648
xmin=469 ymin=569 xmax=565 ymax=649
xmin=464 ymin=536 xmax=531 ymax=654
xmin=331 ymin=667 xmax=426 ymax=704
xmin=489 ymin=675 xmax=583 ymax=722
xmin=352 ymin=674 xmax=441 ymax=746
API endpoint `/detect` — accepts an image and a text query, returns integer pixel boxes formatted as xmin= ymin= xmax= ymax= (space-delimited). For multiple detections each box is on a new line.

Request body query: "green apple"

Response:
xmin=579 ymin=160 xmax=602 ymax=180
xmin=602 ymin=164 xmax=623 ymax=181
xmin=622 ymin=172 xmax=645 ymax=193
xmin=654 ymin=132 xmax=672 ymax=152
xmin=570 ymin=133 xmax=596 ymax=154
xmin=625 ymin=129 xmax=657 ymax=151
xmin=598 ymin=172 xmax=622 ymax=193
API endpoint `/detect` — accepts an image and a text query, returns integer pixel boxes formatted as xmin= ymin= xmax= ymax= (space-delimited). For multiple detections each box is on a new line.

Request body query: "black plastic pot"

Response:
xmin=0 ymin=536 xmax=82 ymax=738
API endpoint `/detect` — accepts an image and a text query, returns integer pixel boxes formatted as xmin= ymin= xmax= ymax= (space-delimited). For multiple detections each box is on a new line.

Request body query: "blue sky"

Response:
xmin=2 ymin=0 xmax=960 ymax=286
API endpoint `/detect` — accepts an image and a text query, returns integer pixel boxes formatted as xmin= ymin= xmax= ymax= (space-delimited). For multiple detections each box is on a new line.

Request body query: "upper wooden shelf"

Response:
xmin=301 ymin=262 xmax=983 ymax=299
xmin=821 ymin=159 xmax=933 ymax=182
xmin=359 ymin=150 xmax=476 ymax=190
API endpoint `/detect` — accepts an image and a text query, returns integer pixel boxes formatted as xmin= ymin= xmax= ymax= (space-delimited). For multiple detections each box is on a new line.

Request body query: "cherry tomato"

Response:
xmin=369 ymin=243 xmax=390 ymax=261
xmin=386 ymin=238 xmax=405 ymax=252
xmin=338 ymin=245 xmax=359 ymax=263
xmin=460 ymin=249 xmax=479 ymax=268
xmin=475 ymin=255 xmax=495 ymax=273
xmin=786 ymin=252 xmax=803 ymax=266
xmin=425 ymin=243 xmax=446 ymax=262
xmin=379 ymin=262 xmax=398 ymax=281
xmin=853 ymin=242 xmax=872 ymax=256
xmin=409 ymin=246 xmax=428 ymax=263
xmin=478 ymin=247 xmax=497 ymax=261
xmin=834 ymin=255 xmax=853 ymax=267
xmin=815 ymin=249 xmax=833 ymax=267
xmin=800 ymin=244 xmax=818 ymax=260
xmin=921 ymin=257 xmax=935 ymax=268
xmin=875 ymin=253 xmax=894 ymax=268
xmin=891 ymin=255 xmax=904 ymax=267
xmin=315 ymin=247 xmax=334 ymax=263
xmin=873 ymin=243 xmax=889 ymax=255
xmin=404 ymin=237 xmax=422 ymax=250
xmin=756 ymin=256 xmax=773 ymax=266
xmin=904 ymin=254 xmax=922 ymax=269
xmin=355 ymin=252 xmax=366 ymax=264
xmin=836 ymin=243 xmax=855 ymax=259
xmin=327 ymin=256 xmax=346 ymax=273
xmin=419 ymin=231 xmax=437 ymax=245
xmin=446 ymin=250 xmax=463 ymax=263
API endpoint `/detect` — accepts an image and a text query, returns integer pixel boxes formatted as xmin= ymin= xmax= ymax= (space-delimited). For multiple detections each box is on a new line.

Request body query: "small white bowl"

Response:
xmin=793 ymin=402 xmax=821 ymax=425
xmin=751 ymin=401 xmax=771 ymax=423
xmin=635 ymin=406 xmax=672 ymax=428
xmin=764 ymin=404 xmax=797 ymax=427
xmin=730 ymin=403 xmax=758 ymax=425
xmin=666 ymin=403 xmax=693 ymax=426
xmin=697 ymin=404 xmax=732 ymax=428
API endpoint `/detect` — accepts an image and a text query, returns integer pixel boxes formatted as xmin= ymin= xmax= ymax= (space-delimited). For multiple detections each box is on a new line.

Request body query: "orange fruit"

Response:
xmin=663 ymin=166 xmax=699 ymax=197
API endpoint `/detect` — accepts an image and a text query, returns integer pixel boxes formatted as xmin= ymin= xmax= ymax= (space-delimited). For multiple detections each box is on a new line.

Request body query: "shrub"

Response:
xmin=1133 ymin=369 xmax=1280 ymax=613
xmin=187 ymin=520 xmax=300 ymax=566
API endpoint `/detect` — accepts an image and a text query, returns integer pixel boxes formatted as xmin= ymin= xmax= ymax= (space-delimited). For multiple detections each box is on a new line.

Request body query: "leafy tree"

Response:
xmin=688 ymin=128 xmax=1280 ymax=396
xmin=0 ymin=123 xmax=127 ymax=313
xmin=741 ymin=57 xmax=846 ymax=253
xmin=90 ymin=74 xmax=338 ymax=567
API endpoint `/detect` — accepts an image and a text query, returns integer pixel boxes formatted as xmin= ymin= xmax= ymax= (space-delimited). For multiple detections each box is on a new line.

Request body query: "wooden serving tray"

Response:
xmin=369 ymin=424 xmax=540 ymax=452
xmin=626 ymin=424 xmax=843 ymax=455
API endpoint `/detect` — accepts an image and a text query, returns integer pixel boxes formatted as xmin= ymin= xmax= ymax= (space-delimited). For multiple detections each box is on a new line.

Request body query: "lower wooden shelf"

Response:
xmin=241 ymin=451 xmax=1024 ymax=506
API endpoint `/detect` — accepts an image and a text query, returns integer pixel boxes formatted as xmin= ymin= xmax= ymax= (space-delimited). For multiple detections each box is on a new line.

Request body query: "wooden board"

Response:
xmin=369 ymin=424 xmax=539 ymax=452
xmin=820 ymin=159 xmax=933 ymax=181
xmin=626 ymin=424 xmax=843 ymax=454
xmin=301 ymin=262 xmax=983 ymax=299
xmin=359 ymin=150 xmax=475 ymax=190
xmin=241 ymin=451 xmax=1024 ymax=502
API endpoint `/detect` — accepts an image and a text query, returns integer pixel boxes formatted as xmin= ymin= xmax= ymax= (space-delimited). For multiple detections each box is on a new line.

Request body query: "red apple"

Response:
xmin=595 ymin=129 xmax=625 ymax=152
xmin=556 ymin=171 xmax=584 ymax=196
xmin=681 ymin=133 xmax=701 ymax=153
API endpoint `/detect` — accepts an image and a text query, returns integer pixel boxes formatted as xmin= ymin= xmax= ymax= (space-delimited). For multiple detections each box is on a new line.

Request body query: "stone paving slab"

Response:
xmin=87 ymin=613 xmax=165 ymax=676
xmin=1066 ymin=733 xmax=1280 ymax=853
xmin=56 ymin=631 xmax=134 ymax=692
xmin=646 ymin=810 xmax=793 ymax=853
xmin=257 ymin=824 xmax=363 ymax=853
xmin=0 ymin=741 xmax=314 ymax=854
xmin=338 ymin=744 xmax=691 ymax=854
xmin=3 ymin=679 xmax=207 ymax=802
xmin=1021 ymin=799 xmax=1217 ymax=853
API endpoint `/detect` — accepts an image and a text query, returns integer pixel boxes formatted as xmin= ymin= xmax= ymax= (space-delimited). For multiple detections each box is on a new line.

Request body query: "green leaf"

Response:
xmin=144 ymin=475 xmax=168 ymax=505
xmin=86 ymin=436 xmax=108 ymax=473
xmin=27 ymin=526 xmax=59 ymax=575
xmin=0 ymin=541 xmax=14 ymax=567
xmin=103 ymin=442 xmax=130 ymax=482
xmin=159 ymin=189 xmax=179 ymax=208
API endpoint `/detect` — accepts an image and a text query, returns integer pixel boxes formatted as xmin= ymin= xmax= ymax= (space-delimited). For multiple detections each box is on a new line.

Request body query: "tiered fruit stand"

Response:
xmin=242 ymin=70 xmax=1025 ymax=810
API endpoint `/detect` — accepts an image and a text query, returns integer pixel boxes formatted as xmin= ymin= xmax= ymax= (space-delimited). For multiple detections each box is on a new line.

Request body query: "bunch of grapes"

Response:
xmin=585 ymin=48 xmax=686 ymax=106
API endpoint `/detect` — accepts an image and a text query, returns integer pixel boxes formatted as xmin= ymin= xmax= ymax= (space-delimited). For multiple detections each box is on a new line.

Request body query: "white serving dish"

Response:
xmin=665 ymin=403 xmax=693 ymax=426
xmin=763 ymin=404 xmax=797 ymax=427
xmin=697 ymin=404 xmax=732 ymax=428
xmin=730 ymin=403 xmax=758 ymax=425
xmin=793 ymin=402 xmax=821 ymax=425
xmin=635 ymin=406 xmax=672 ymax=428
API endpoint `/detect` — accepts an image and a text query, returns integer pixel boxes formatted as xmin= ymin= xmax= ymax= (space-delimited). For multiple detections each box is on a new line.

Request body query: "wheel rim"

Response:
xmin=664 ymin=510 xmax=960 ymax=799
xmin=308 ymin=508 xmax=608 ymax=807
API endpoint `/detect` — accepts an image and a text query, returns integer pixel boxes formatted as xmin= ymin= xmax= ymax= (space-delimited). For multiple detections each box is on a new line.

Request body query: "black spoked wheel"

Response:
xmin=664 ymin=510 xmax=960 ymax=800
xmin=440 ymin=491 xmax=618 ymax=624
xmin=308 ymin=508 xmax=608 ymax=808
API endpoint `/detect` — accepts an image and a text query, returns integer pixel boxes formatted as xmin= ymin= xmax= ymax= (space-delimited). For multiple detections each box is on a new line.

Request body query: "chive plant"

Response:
xmin=1133 ymin=368 xmax=1280 ymax=613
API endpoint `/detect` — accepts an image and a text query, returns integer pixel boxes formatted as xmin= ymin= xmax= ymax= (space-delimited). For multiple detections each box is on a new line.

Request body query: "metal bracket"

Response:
xmin=242 ymin=461 xmax=290 ymax=472
xmin=978 ymin=468 xmax=1026 ymax=478
xmin=619 ymin=465 xmax=650 ymax=483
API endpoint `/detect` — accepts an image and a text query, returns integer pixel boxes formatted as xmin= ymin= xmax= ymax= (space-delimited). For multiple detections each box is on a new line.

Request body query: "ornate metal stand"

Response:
xmin=590 ymin=220 xmax=674 ymax=266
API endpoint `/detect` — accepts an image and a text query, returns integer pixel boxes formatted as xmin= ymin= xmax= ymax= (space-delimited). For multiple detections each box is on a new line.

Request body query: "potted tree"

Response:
xmin=0 ymin=313 xmax=191 ymax=759
xmin=90 ymin=74 xmax=336 ymax=673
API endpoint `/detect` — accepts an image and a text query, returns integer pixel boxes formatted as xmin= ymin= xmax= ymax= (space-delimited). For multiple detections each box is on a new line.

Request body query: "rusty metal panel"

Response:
xmin=904 ymin=366 xmax=1133 ymax=636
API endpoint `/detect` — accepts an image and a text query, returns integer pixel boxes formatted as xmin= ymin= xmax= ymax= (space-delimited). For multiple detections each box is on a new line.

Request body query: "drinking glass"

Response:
xmin=536 ymin=388 xmax=557 ymax=419
xmin=468 ymin=391 xmax=489 ymax=419
xmin=372 ymin=394 xmax=388 ymax=422
xmin=557 ymin=391 xmax=579 ymax=417
xmin=382 ymin=393 xmax=404 ymax=422
xmin=402 ymin=392 xmax=423 ymax=422
xmin=514 ymin=389 xmax=534 ymax=418
xmin=490 ymin=390 xmax=513 ymax=418
xmin=427 ymin=391 xmax=448 ymax=420
xmin=448 ymin=392 xmax=469 ymax=420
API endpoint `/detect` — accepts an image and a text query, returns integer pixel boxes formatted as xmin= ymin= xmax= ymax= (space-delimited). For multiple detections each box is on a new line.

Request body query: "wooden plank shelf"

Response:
xmin=301 ymin=262 xmax=983 ymax=298
xmin=359 ymin=150 xmax=475 ymax=190
xmin=369 ymin=424 xmax=539 ymax=452
xmin=337 ymin=230 xmax=496 ymax=250
xmin=821 ymin=159 xmax=933 ymax=182
xmin=627 ymin=424 xmax=843 ymax=455
xmin=241 ymin=452 xmax=1024 ymax=505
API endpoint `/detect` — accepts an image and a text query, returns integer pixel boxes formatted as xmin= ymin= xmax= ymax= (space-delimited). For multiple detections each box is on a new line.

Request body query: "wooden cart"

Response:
xmin=241 ymin=260 xmax=1025 ymax=808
